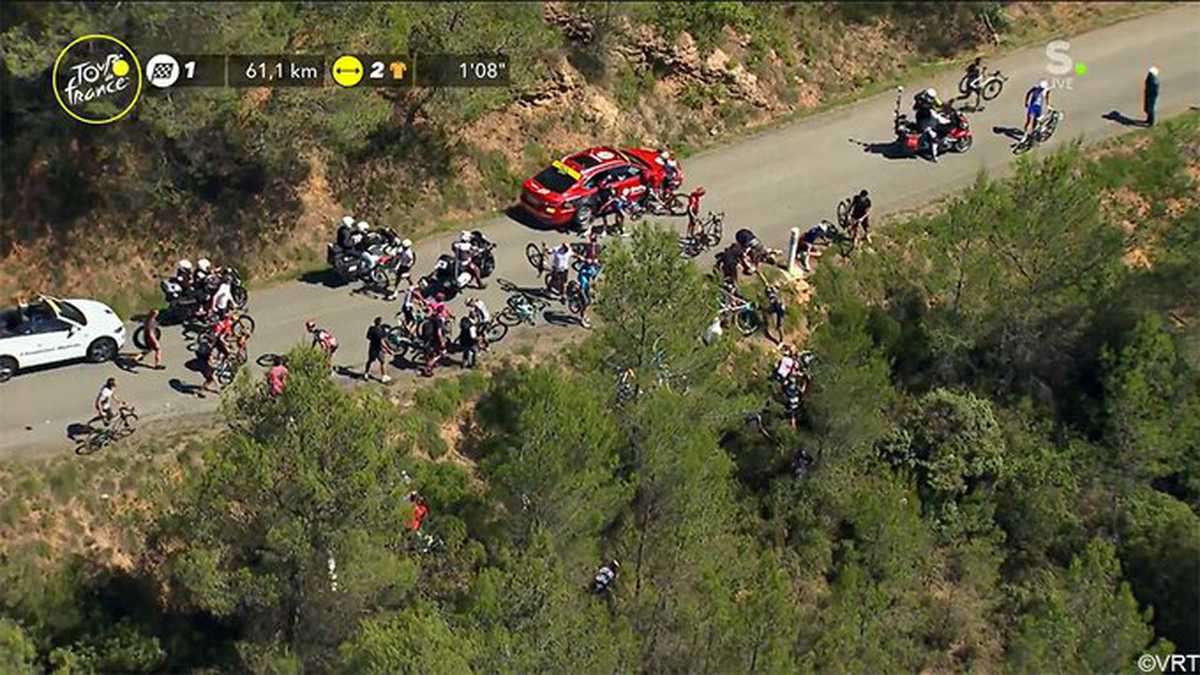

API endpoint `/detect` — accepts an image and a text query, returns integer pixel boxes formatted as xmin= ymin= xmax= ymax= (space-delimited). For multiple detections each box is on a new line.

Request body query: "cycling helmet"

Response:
xmin=858 ymin=189 xmax=869 ymax=198
xmin=341 ymin=215 xmax=355 ymax=227
xmin=356 ymin=221 xmax=369 ymax=232
xmin=799 ymin=351 xmax=816 ymax=369
xmin=304 ymin=320 xmax=317 ymax=332
xmin=176 ymin=259 xmax=193 ymax=272
xmin=925 ymin=87 xmax=937 ymax=100
xmin=1148 ymin=66 xmax=1159 ymax=76
xmin=401 ymin=239 xmax=413 ymax=248
xmin=197 ymin=258 xmax=211 ymax=272
xmin=1039 ymin=80 xmax=1049 ymax=90
xmin=460 ymin=231 xmax=472 ymax=242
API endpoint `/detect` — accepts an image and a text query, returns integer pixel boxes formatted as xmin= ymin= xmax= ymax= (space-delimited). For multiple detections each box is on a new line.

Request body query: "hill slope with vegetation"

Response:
xmin=0 ymin=114 xmax=1196 ymax=673
xmin=0 ymin=1 xmax=1154 ymax=310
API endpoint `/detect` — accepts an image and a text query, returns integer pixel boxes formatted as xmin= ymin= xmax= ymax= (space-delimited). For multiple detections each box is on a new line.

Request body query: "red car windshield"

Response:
xmin=532 ymin=165 xmax=577 ymax=194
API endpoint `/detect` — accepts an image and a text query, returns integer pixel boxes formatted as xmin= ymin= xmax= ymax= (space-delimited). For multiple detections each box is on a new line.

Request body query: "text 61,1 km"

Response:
xmin=230 ymin=56 xmax=325 ymax=87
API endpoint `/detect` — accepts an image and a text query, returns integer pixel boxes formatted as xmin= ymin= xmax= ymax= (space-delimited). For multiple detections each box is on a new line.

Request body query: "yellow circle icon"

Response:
xmin=52 ymin=34 xmax=143 ymax=125
xmin=332 ymin=55 xmax=364 ymax=88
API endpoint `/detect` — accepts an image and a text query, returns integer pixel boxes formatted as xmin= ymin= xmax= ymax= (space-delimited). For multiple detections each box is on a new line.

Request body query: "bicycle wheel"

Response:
xmin=77 ymin=432 xmax=107 ymax=455
xmin=216 ymin=361 xmax=237 ymax=387
xmin=734 ymin=307 xmax=761 ymax=336
xmin=132 ymin=325 xmax=162 ymax=350
xmin=955 ymin=134 xmax=973 ymax=153
xmin=957 ymin=73 xmax=971 ymax=95
xmin=836 ymin=199 xmax=851 ymax=229
xmin=485 ymin=320 xmax=508 ymax=343
xmin=567 ymin=290 xmax=584 ymax=316
xmin=1041 ymin=111 xmax=1060 ymax=141
xmin=1011 ymin=136 xmax=1032 ymax=155
xmin=232 ymin=285 xmax=249 ymax=309
xmin=525 ymin=243 xmax=544 ymax=273
xmin=370 ymin=267 xmax=391 ymax=290
xmin=385 ymin=327 xmax=407 ymax=352
xmin=981 ymin=77 xmax=1004 ymax=101
xmin=233 ymin=315 xmax=255 ymax=339
xmin=666 ymin=193 xmax=687 ymax=216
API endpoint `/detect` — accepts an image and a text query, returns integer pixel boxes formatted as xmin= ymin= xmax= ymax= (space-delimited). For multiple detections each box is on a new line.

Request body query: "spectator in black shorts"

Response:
xmin=363 ymin=316 xmax=392 ymax=383
xmin=764 ymin=284 xmax=787 ymax=343
xmin=458 ymin=314 xmax=479 ymax=369
xmin=848 ymin=189 xmax=872 ymax=246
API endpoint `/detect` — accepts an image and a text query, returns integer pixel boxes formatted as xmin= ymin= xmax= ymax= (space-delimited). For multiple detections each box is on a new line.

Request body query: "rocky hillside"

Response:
xmin=0 ymin=2 xmax=1152 ymax=310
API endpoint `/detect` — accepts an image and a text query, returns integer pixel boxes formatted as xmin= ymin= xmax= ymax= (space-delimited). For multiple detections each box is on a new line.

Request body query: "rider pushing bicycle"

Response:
xmin=1021 ymin=80 xmax=1051 ymax=142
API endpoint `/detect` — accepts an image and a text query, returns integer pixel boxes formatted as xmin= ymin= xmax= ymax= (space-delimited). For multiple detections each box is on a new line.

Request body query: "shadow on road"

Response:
xmin=993 ymin=126 xmax=1025 ymax=141
xmin=168 ymin=378 xmax=205 ymax=397
xmin=66 ymin=422 xmax=93 ymax=440
xmin=543 ymin=309 xmax=581 ymax=327
xmin=299 ymin=268 xmax=346 ymax=289
xmin=1102 ymin=110 xmax=1147 ymax=127
xmin=853 ymin=138 xmax=913 ymax=161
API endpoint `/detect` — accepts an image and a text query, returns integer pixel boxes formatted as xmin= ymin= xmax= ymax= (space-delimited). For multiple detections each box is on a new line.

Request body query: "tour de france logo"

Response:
xmin=52 ymin=34 xmax=143 ymax=125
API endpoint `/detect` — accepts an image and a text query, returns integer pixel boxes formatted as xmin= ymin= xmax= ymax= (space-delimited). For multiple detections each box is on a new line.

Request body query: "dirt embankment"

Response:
xmin=0 ymin=2 xmax=1154 ymax=310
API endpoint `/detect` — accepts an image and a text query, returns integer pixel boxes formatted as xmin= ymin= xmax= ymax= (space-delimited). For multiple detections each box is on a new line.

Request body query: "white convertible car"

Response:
xmin=0 ymin=296 xmax=126 ymax=382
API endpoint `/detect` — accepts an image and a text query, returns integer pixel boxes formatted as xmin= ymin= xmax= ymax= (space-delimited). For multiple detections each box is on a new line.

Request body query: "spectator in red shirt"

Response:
xmin=266 ymin=356 xmax=289 ymax=397
xmin=406 ymin=492 xmax=429 ymax=531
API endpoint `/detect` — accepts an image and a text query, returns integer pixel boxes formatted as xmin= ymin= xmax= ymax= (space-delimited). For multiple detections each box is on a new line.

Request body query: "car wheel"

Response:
xmin=573 ymin=204 xmax=593 ymax=228
xmin=87 ymin=338 xmax=119 ymax=363
xmin=0 ymin=356 xmax=17 ymax=382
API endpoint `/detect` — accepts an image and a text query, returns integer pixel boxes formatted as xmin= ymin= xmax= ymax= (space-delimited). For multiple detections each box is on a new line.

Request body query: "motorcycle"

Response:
xmin=892 ymin=86 xmax=974 ymax=159
xmin=327 ymin=229 xmax=404 ymax=289
xmin=418 ymin=254 xmax=476 ymax=299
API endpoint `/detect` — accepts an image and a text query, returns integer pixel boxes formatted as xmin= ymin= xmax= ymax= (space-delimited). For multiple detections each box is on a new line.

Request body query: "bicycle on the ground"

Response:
xmin=77 ymin=405 xmax=138 ymax=455
xmin=1012 ymin=107 xmax=1062 ymax=155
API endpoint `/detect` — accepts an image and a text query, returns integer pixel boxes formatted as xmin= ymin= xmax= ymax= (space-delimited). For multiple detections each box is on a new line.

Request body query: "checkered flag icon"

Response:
xmin=152 ymin=63 xmax=175 ymax=81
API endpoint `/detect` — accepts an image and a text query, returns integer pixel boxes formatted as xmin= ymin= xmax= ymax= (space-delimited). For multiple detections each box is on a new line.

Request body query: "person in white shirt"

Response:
xmin=90 ymin=377 xmax=120 ymax=426
xmin=548 ymin=243 xmax=572 ymax=298
xmin=210 ymin=278 xmax=233 ymax=317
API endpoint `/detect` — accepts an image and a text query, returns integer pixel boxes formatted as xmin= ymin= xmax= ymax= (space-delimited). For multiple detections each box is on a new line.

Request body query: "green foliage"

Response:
xmin=340 ymin=604 xmax=476 ymax=674
xmin=642 ymin=2 xmax=760 ymax=53
xmin=0 ymin=617 xmax=37 ymax=675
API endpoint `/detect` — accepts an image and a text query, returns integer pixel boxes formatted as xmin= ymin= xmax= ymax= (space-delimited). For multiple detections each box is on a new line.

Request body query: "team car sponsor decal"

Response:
xmin=551 ymin=160 xmax=581 ymax=181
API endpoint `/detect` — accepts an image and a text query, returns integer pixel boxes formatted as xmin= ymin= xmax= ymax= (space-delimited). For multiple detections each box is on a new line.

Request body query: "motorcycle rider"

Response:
xmin=385 ymin=239 xmax=417 ymax=300
xmin=1021 ymin=80 xmax=1052 ymax=141
xmin=914 ymin=88 xmax=949 ymax=162
xmin=335 ymin=215 xmax=357 ymax=250
xmin=453 ymin=231 xmax=484 ymax=290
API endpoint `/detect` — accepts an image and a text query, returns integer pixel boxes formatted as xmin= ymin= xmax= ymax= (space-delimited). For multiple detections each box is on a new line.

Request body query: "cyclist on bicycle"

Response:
xmin=399 ymin=283 xmax=426 ymax=336
xmin=1021 ymin=80 xmax=1051 ymax=141
xmin=548 ymin=243 xmax=573 ymax=299
xmin=90 ymin=377 xmax=121 ymax=426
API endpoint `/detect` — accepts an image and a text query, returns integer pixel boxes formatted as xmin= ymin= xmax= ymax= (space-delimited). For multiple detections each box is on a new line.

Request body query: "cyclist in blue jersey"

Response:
xmin=577 ymin=259 xmax=600 ymax=328
xmin=1021 ymin=80 xmax=1051 ymax=141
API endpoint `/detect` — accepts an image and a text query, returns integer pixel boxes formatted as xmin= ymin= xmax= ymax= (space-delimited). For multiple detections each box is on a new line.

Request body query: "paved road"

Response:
xmin=3 ymin=6 xmax=1198 ymax=459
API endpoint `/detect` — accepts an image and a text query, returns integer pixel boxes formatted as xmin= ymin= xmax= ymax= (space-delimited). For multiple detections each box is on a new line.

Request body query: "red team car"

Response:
xmin=520 ymin=146 xmax=681 ymax=229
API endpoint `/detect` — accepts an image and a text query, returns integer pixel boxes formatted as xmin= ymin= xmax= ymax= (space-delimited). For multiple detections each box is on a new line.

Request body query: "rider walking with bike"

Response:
xmin=1020 ymin=80 xmax=1051 ymax=143
xmin=847 ymin=189 xmax=872 ymax=247
xmin=305 ymin=320 xmax=339 ymax=374
xmin=89 ymin=377 xmax=122 ymax=427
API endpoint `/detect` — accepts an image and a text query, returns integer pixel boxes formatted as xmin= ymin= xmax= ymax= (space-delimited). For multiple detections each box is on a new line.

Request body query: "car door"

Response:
xmin=30 ymin=316 xmax=81 ymax=365
xmin=614 ymin=164 xmax=648 ymax=201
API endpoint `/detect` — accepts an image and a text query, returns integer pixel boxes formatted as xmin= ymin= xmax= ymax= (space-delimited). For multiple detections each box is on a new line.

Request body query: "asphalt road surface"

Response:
xmin=3 ymin=6 xmax=1198 ymax=459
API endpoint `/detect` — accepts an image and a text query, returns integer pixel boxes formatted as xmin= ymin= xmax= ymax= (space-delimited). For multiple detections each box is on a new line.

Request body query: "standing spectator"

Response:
xmin=363 ymin=316 xmax=392 ymax=383
xmin=458 ymin=313 xmax=479 ymax=369
xmin=466 ymin=297 xmax=491 ymax=351
xmin=421 ymin=307 xmax=449 ymax=377
xmin=133 ymin=309 xmax=164 ymax=369
xmin=848 ymin=189 xmax=873 ymax=247
xmin=548 ymin=244 xmax=572 ymax=299
xmin=703 ymin=315 xmax=723 ymax=346
xmin=1144 ymin=66 xmax=1160 ymax=127
xmin=210 ymin=274 xmax=233 ymax=319
xmin=266 ymin=356 xmax=289 ymax=397
xmin=764 ymin=284 xmax=787 ymax=343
